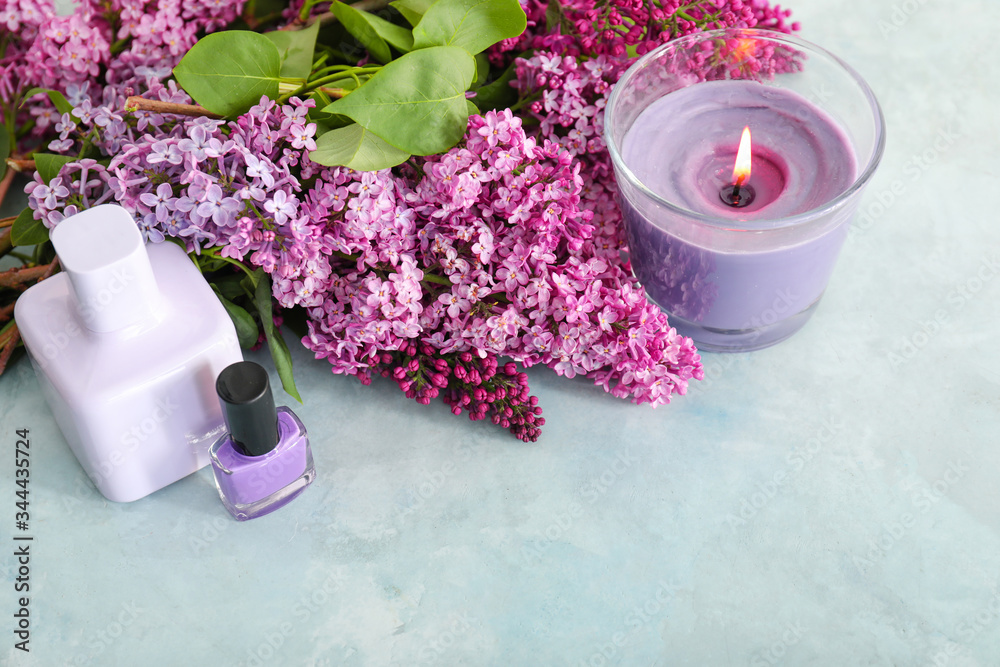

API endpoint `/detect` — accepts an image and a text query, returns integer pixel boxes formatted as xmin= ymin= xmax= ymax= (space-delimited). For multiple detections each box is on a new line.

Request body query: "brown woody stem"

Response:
xmin=124 ymin=97 xmax=223 ymax=120
xmin=0 ymin=322 xmax=19 ymax=375
xmin=0 ymin=264 xmax=50 ymax=289
xmin=0 ymin=169 xmax=15 ymax=211
xmin=6 ymin=158 xmax=35 ymax=172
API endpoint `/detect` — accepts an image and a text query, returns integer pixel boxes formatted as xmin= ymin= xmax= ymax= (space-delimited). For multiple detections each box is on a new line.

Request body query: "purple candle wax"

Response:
xmin=619 ymin=80 xmax=857 ymax=341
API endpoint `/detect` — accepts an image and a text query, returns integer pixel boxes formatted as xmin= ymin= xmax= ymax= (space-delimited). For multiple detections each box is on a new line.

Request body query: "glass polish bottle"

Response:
xmin=209 ymin=361 xmax=315 ymax=520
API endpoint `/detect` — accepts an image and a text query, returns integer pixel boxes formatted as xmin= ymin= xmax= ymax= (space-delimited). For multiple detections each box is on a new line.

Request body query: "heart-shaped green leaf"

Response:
xmin=11 ymin=207 xmax=49 ymax=247
xmin=323 ymin=46 xmax=475 ymax=156
xmin=391 ymin=0 xmax=437 ymax=26
xmin=33 ymin=153 xmax=74 ymax=185
xmin=360 ymin=8 xmax=415 ymax=52
xmin=412 ymin=0 xmax=526 ymax=55
xmin=173 ymin=31 xmax=281 ymax=117
xmin=331 ymin=1 xmax=392 ymax=64
xmin=310 ymin=123 xmax=410 ymax=171
xmin=264 ymin=21 xmax=320 ymax=80
xmin=21 ymin=87 xmax=73 ymax=115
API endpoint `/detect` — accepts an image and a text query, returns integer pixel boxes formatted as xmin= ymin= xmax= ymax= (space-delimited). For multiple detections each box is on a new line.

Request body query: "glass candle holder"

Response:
xmin=605 ymin=28 xmax=885 ymax=352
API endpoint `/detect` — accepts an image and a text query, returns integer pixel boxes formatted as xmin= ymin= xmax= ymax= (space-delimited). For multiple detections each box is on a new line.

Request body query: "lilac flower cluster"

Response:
xmin=384 ymin=345 xmax=544 ymax=442
xmin=304 ymin=109 xmax=702 ymax=408
xmin=1 ymin=0 xmax=242 ymax=149
xmin=490 ymin=0 xmax=795 ymax=65
xmin=25 ymin=158 xmax=115 ymax=226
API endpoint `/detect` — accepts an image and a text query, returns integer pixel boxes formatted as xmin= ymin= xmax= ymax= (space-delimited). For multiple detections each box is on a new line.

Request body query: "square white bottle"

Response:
xmin=15 ymin=205 xmax=244 ymax=502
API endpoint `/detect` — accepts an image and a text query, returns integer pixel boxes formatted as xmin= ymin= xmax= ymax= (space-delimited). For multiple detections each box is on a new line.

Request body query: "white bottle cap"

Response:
xmin=50 ymin=205 xmax=161 ymax=333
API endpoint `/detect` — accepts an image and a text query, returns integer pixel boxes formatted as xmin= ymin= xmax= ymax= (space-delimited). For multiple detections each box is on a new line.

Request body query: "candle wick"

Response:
xmin=731 ymin=174 xmax=747 ymax=204
xmin=720 ymin=178 xmax=755 ymax=209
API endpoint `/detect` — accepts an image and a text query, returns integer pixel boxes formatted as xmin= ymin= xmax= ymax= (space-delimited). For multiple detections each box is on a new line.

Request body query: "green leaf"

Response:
xmin=21 ymin=87 xmax=73 ymax=115
xmin=254 ymin=270 xmax=302 ymax=402
xmin=474 ymin=52 xmax=489 ymax=87
xmin=470 ymin=59 xmax=518 ymax=111
xmin=323 ymin=46 xmax=475 ymax=156
xmin=11 ymin=208 xmax=49 ymax=247
xmin=412 ymin=0 xmax=526 ymax=55
xmin=310 ymin=123 xmax=410 ymax=171
xmin=215 ymin=292 xmax=260 ymax=349
xmin=544 ymin=0 xmax=561 ymax=32
xmin=362 ymin=9 xmax=415 ymax=52
xmin=33 ymin=153 xmax=74 ymax=185
xmin=173 ymin=31 xmax=281 ymax=117
xmin=331 ymin=1 xmax=392 ymax=64
xmin=391 ymin=0 xmax=437 ymax=26
xmin=264 ymin=21 xmax=320 ymax=80
xmin=212 ymin=274 xmax=248 ymax=300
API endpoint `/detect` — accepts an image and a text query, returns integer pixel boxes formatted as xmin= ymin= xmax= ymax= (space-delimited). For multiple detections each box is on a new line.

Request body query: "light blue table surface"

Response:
xmin=3 ymin=1 xmax=1000 ymax=665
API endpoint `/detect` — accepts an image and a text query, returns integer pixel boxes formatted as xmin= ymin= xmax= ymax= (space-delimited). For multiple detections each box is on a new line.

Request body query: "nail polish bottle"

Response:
xmin=209 ymin=361 xmax=315 ymax=520
xmin=15 ymin=205 xmax=243 ymax=502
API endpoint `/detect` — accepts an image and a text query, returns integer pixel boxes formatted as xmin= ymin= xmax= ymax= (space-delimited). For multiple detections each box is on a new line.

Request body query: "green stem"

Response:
xmin=110 ymin=36 xmax=131 ymax=55
xmin=422 ymin=273 xmax=452 ymax=287
xmin=509 ymin=91 xmax=542 ymax=113
xmin=200 ymin=247 xmax=257 ymax=283
xmin=283 ymin=66 xmax=382 ymax=101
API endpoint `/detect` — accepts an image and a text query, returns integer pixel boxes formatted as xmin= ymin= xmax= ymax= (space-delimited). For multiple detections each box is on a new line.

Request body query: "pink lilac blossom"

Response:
xmin=489 ymin=0 xmax=797 ymax=65
xmin=1 ymin=0 xmax=243 ymax=150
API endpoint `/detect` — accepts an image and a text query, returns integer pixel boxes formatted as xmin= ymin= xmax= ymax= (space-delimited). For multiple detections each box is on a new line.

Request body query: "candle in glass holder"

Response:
xmin=606 ymin=29 xmax=885 ymax=352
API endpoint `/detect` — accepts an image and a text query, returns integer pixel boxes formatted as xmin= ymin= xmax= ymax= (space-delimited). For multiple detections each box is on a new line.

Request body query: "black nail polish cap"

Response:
xmin=216 ymin=361 xmax=279 ymax=457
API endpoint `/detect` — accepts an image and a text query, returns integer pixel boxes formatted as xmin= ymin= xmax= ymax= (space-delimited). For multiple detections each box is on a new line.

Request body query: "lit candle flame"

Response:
xmin=732 ymin=125 xmax=752 ymax=187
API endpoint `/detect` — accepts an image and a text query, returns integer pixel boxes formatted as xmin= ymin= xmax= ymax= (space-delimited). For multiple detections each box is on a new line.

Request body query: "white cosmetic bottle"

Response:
xmin=15 ymin=205 xmax=243 ymax=502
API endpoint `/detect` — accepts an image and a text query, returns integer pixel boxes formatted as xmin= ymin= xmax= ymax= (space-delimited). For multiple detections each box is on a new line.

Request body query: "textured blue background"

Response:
xmin=3 ymin=1 xmax=1000 ymax=664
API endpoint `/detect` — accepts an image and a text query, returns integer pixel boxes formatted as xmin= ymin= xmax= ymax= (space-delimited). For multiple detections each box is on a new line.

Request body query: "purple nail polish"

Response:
xmin=209 ymin=361 xmax=315 ymax=521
